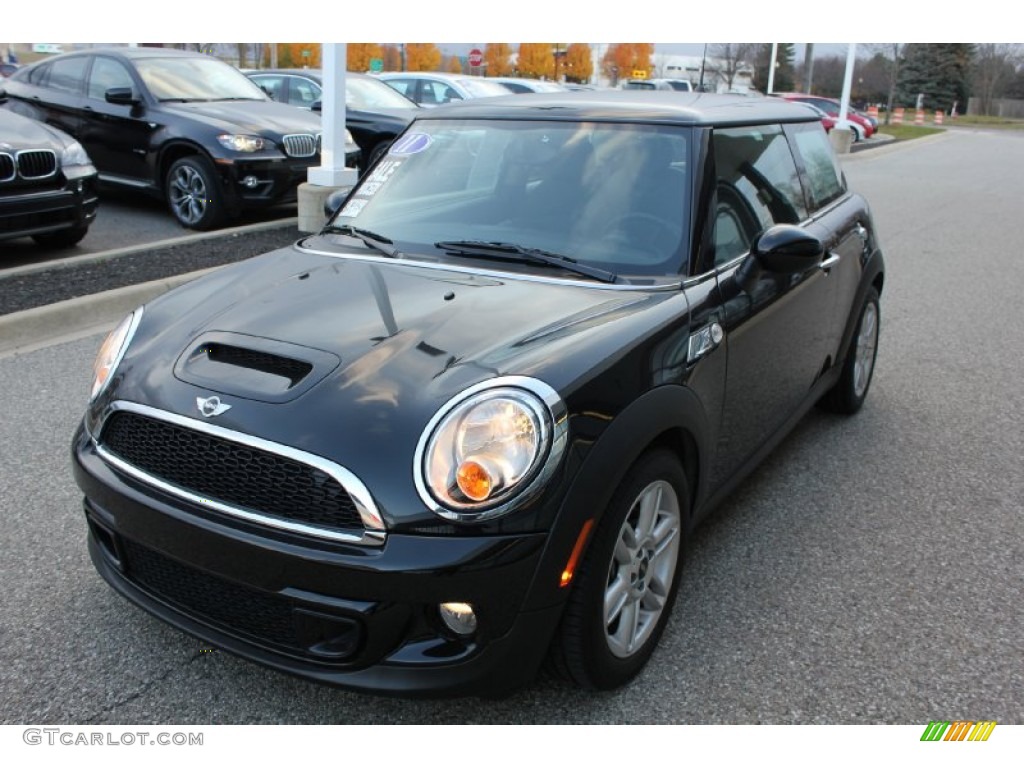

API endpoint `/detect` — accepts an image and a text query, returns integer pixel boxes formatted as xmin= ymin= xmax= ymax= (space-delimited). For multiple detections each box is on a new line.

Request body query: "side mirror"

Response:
xmin=323 ymin=186 xmax=354 ymax=218
xmin=0 ymin=86 xmax=6 ymax=100
xmin=105 ymin=87 xmax=139 ymax=106
xmin=751 ymin=225 xmax=823 ymax=273
xmin=310 ymin=100 xmax=322 ymax=113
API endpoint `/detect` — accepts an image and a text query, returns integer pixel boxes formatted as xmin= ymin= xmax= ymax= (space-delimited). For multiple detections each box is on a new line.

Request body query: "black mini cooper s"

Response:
xmin=72 ymin=92 xmax=884 ymax=697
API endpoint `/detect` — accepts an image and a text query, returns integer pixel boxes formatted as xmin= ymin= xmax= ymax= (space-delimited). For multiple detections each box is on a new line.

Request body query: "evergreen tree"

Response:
xmin=896 ymin=44 xmax=974 ymax=112
xmin=751 ymin=43 xmax=796 ymax=93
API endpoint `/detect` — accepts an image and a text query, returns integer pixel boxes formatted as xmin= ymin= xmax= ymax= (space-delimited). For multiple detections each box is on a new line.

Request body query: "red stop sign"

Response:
xmin=468 ymin=49 xmax=484 ymax=67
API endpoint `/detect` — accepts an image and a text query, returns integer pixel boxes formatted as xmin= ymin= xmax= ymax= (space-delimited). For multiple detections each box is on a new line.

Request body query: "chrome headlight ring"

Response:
xmin=413 ymin=376 xmax=568 ymax=523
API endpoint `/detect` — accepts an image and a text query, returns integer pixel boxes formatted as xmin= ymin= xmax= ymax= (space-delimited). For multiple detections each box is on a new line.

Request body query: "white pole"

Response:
xmin=308 ymin=43 xmax=357 ymax=188
xmin=766 ymin=42 xmax=778 ymax=95
xmin=837 ymin=43 xmax=857 ymax=132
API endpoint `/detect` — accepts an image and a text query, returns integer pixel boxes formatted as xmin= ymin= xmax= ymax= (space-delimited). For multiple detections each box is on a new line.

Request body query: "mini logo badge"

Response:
xmin=196 ymin=396 xmax=231 ymax=418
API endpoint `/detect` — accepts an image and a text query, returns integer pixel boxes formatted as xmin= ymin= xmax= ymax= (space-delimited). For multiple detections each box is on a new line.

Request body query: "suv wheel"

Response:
xmin=166 ymin=156 xmax=225 ymax=230
xmin=550 ymin=449 xmax=687 ymax=690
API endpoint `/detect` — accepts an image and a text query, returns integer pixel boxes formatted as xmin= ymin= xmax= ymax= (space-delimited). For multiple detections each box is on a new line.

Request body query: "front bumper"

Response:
xmin=0 ymin=174 xmax=99 ymax=241
xmin=72 ymin=422 xmax=560 ymax=697
xmin=214 ymin=149 xmax=362 ymax=212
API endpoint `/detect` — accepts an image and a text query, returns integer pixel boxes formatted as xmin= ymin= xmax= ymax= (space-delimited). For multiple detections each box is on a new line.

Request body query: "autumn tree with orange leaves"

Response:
xmin=563 ymin=43 xmax=593 ymax=83
xmin=404 ymin=43 xmax=442 ymax=72
xmin=444 ymin=55 xmax=464 ymax=74
xmin=347 ymin=44 xmax=383 ymax=72
xmin=517 ymin=43 xmax=555 ymax=79
xmin=602 ymin=43 xmax=654 ymax=85
xmin=263 ymin=43 xmax=321 ymax=68
xmin=381 ymin=45 xmax=402 ymax=71
xmin=484 ymin=44 xmax=514 ymax=77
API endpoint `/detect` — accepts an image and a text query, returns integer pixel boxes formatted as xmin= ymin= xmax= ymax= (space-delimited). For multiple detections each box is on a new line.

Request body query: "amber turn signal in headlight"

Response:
xmin=415 ymin=378 xmax=567 ymax=523
xmin=91 ymin=309 xmax=142 ymax=401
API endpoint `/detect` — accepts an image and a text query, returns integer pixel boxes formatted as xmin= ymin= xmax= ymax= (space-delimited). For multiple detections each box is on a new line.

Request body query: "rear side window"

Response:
xmin=712 ymin=124 xmax=808 ymax=266
xmin=789 ymin=123 xmax=845 ymax=211
xmin=48 ymin=56 xmax=89 ymax=94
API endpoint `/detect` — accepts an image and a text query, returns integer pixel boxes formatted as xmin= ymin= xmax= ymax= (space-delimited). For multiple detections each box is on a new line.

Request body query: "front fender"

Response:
xmin=522 ymin=384 xmax=711 ymax=612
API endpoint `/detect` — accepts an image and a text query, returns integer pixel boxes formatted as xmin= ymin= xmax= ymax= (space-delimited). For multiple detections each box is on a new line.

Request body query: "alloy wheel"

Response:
xmin=604 ymin=479 xmax=681 ymax=659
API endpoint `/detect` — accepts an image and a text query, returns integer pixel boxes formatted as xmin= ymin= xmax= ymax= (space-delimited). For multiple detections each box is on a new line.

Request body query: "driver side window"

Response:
xmin=712 ymin=124 xmax=807 ymax=267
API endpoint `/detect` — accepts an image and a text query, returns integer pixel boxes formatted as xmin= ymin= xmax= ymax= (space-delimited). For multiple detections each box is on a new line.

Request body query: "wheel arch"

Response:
xmin=522 ymin=384 xmax=710 ymax=613
xmin=156 ymin=141 xmax=214 ymax=192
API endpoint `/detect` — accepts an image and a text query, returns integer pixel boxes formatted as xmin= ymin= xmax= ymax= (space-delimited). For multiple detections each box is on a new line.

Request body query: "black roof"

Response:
xmin=424 ymin=91 xmax=820 ymax=127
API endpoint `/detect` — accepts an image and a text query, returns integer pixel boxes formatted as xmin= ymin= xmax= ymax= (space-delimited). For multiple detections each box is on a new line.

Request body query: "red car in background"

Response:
xmin=773 ymin=93 xmax=875 ymax=141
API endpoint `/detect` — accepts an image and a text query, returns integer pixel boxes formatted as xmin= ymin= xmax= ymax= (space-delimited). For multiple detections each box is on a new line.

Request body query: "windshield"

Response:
xmin=329 ymin=118 xmax=691 ymax=279
xmin=347 ymin=77 xmax=418 ymax=109
xmin=137 ymin=57 xmax=268 ymax=101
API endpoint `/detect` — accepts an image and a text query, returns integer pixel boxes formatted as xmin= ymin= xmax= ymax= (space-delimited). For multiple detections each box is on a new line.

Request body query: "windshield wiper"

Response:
xmin=159 ymin=97 xmax=212 ymax=103
xmin=322 ymin=224 xmax=401 ymax=258
xmin=434 ymin=240 xmax=618 ymax=284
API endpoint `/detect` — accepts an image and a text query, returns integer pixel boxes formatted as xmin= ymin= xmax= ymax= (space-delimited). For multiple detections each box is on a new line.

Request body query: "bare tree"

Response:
xmin=973 ymin=44 xmax=1024 ymax=115
xmin=710 ymin=43 xmax=753 ymax=91
xmin=867 ymin=44 xmax=905 ymax=124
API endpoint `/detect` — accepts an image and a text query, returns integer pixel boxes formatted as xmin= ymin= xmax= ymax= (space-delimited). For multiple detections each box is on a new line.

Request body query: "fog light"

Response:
xmin=439 ymin=602 xmax=477 ymax=636
xmin=241 ymin=175 xmax=260 ymax=188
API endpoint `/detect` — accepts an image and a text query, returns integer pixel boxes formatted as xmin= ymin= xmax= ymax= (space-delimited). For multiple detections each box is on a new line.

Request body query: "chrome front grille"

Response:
xmin=282 ymin=134 xmax=318 ymax=158
xmin=17 ymin=150 xmax=57 ymax=179
xmin=94 ymin=402 xmax=385 ymax=545
xmin=0 ymin=153 xmax=14 ymax=182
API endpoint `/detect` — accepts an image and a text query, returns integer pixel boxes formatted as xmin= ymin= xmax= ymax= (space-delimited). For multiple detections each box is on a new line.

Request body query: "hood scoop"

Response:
xmin=173 ymin=331 xmax=340 ymax=403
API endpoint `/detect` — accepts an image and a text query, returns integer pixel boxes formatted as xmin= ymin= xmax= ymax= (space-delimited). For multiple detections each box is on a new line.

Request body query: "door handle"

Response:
xmin=819 ymin=252 xmax=841 ymax=273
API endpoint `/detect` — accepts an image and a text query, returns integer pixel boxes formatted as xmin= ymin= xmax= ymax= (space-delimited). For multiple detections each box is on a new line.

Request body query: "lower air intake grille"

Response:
xmin=122 ymin=538 xmax=301 ymax=649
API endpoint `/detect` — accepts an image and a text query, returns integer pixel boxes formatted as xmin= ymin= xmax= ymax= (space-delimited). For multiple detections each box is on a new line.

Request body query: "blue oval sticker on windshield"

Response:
xmin=389 ymin=133 xmax=432 ymax=156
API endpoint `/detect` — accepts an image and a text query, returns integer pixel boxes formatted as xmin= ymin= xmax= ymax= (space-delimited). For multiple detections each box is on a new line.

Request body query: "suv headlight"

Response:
xmin=91 ymin=308 xmax=143 ymax=401
xmin=61 ymin=140 xmax=95 ymax=179
xmin=414 ymin=377 xmax=567 ymax=522
xmin=217 ymin=134 xmax=266 ymax=152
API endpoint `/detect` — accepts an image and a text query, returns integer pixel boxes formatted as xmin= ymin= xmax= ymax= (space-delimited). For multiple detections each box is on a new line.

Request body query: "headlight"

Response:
xmin=61 ymin=140 xmax=95 ymax=179
xmin=217 ymin=134 xmax=266 ymax=152
xmin=91 ymin=309 xmax=143 ymax=401
xmin=414 ymin=377 xmax=567 ymax=522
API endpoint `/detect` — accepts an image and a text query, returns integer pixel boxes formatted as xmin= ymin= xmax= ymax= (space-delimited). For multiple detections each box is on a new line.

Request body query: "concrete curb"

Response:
xmin=840 ymin=130 xmax=951 ymax=162
xmin=0 ymin=266 xmax=218 ymax=358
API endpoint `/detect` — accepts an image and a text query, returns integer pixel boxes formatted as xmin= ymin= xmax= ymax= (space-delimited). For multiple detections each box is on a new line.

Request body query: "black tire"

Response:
xmin=165 ymin=155 xmax=226 ymax=231
xmin=32 ymin=224 xmax=89 ymax=248
xmin=820 ymin=286 xmax=880 ymax=414
xmin=550 ymin=449 xmax=688 ymax=690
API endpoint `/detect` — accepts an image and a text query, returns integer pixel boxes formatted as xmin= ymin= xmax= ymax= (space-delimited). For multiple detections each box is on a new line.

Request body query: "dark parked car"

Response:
xmin=0 ymin=104 xmax=98 ymax=246
xmin=73 ymin=92 xmax=884 ymax=697
xmin=1 ymin=47 xmax=359 ymax=230
xmin=246 ymin=69 xmax=419 ymax=171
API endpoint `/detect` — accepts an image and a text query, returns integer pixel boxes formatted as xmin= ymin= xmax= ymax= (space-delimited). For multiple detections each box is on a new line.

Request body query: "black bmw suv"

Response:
xmin=1 ymin=47 xmax=360 ymax=230
xmin=0 ymin=106 xmax=98 ymax=246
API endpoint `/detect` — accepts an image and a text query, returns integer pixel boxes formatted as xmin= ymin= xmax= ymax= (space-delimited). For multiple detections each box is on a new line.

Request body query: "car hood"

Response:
xmin=97 ymin=243 xmax=683 ymax=524
xmin=158 ymin=99 xmax=322 ymax=137
xmin=128 ymin=242 xmax=674 ymax=398
xmin=0 ymin=107 xmax=71 ymax=149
